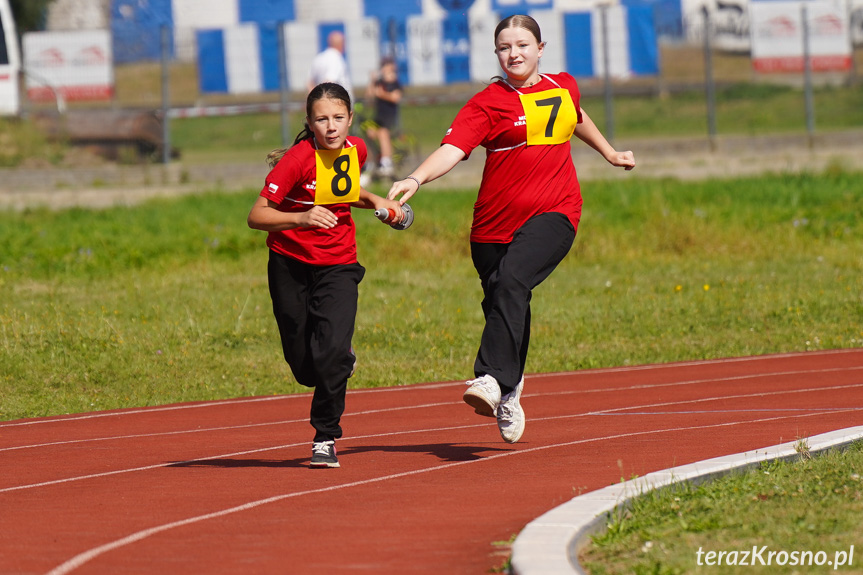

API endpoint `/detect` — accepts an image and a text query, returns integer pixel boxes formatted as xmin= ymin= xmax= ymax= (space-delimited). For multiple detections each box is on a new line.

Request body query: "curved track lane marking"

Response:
xmin=43 ymin=407 xmax=863 ymax=575
xmin=6 ymin=365 xmax=859 ymax=453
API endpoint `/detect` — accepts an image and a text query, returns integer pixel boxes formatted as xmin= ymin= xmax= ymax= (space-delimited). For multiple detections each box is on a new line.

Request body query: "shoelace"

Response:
xmin=313 ymin=442 xmax=334 ymax=456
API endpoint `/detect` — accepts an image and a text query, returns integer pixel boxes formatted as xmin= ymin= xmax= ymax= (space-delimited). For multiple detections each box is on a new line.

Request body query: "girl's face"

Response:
xmin=495 ymin=26 xmax=543 ymax=83
xmin=308 ymin=97 xmax=353 ymax=150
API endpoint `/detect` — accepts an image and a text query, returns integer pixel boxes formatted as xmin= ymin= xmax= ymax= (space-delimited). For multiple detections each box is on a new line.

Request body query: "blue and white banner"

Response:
xmin=562 ymin=5 xmax=658 ymax=78
xmin=197 ymin=23 xmax=280 ymax=94
xmin=198 ymin=19 xmax=380 ymax=94
xmin=197 ymin=8 xmax=658 ymax=94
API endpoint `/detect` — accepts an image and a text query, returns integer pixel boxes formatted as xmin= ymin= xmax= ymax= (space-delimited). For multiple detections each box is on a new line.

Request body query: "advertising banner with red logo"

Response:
xmin=750 ymin=0 xmax=852 ymax=73
xmin=23 ymin=30 xmax=114 ymax=102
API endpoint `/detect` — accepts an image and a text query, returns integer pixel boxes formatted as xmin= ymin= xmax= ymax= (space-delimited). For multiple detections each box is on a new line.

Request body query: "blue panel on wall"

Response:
xmin=362 ymin=0 xmax=423 ymax=20
xmin=621 ymin=0 xmax=682 ymax=38
xmin=239 ymin=0 xmax=295 ymax=23
xmin=436 ymin=0 xmax=475 ymax=12
xmin=111 ymin=0 xmax=173 ymax=63
xmin=563 ymin=12 xmax=593 ymax=77
xmin=443 ymin=12 xmax=470 ymax=83
xmin=258 ymin=23 xmax=281 ymax=91
xmin=491 ymin=0 xmax=552 ymax=17
xmin=197 ymin=29 xmax=228 ymax=93
xmin=626 ymin=5 xmax=659 ymax=75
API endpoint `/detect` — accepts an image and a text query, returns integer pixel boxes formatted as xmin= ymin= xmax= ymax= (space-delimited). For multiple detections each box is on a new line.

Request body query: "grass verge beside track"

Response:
xmin=581 ymin=440 xmax=863 ymax=575
xmin=1 ymin=170 xmax=862 ymax=420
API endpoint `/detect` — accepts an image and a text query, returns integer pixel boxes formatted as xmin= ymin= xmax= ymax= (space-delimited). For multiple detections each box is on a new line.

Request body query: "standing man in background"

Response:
xmin=307 ymin=30 xmax=353 ymax=101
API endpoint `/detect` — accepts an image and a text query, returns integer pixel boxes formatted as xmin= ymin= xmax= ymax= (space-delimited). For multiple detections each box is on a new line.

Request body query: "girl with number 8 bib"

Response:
xmin=248 ymin=82 xmax=403 ymax=468
xmin=387 ymin=15 xmax=635 ymax=444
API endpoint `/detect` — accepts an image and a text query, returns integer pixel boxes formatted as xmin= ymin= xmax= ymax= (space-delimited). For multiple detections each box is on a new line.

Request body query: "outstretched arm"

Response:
xmin=574 ymin=107 xmax=635 ymax=170
xmin=351 ymin=188 xmax=405 ymax=221
xmin=386 ymin=144 xmax=466 ymax=204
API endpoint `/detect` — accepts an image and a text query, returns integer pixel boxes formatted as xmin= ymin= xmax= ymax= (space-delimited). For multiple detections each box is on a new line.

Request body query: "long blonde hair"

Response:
xmin=266 ymin=82 xmax=353 ymax=168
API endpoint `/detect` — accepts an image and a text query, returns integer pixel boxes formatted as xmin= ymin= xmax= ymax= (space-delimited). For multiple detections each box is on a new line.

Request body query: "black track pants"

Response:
xmin=267 ymin=250 xmax=365 ymax=442
xmin=470 ymin=212 xmax=575 ymax=393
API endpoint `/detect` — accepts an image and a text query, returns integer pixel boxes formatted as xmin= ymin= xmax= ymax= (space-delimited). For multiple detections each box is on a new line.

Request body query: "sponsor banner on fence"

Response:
xmin=750 ymin=0 xmax=852 ymax=72
xmin=23 ymin=29 xmax=114 ymax=102
xmin=0 ymin=0 xmax=21 ymax=115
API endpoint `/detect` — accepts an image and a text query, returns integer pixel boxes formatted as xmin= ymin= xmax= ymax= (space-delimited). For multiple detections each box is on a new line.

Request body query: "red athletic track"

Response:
xmin=2 ymin=348 xmax=862 ymax=575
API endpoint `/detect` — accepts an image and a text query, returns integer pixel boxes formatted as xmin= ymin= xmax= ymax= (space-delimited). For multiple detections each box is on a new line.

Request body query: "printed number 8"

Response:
xmin=332 ymin=155 xmax=352 ymax=196
xmin=535 ymin=96 xmax=561 ymax=138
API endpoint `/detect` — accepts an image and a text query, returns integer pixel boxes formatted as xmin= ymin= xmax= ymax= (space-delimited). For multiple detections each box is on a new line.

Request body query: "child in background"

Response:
xmin=248 ymin=82 xmax=402 ymax=468
xmin=364 ymin=58 xmax=403 ymax=179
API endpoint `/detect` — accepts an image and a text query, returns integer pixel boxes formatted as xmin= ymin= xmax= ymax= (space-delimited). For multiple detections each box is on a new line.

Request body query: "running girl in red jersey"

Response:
xmin=248 ymin=82 xmax=403 ymax=468
xmin=387 ymin=14 xmax=635 ymax=444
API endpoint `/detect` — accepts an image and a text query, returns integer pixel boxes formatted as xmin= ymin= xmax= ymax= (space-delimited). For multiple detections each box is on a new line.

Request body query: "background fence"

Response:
xmin=4 ymin=0 xmax=863 ymax=163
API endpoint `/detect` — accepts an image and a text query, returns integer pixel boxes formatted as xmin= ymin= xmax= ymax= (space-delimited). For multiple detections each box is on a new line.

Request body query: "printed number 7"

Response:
xmin=535 ymin=96 xmax=561 ymax=138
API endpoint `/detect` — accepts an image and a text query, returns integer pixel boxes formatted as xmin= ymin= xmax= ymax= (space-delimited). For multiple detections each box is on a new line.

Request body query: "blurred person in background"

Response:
xmin=386 ymin=14 xmax=635 ymax=444
xmin=364 ymin=57 xmax=403 ymax=179
xmin=307 ymin=30 xmax=353 ymax=101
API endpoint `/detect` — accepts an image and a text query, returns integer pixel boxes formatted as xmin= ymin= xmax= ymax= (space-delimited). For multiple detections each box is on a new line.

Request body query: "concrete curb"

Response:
xmin=510 ymin=425 xmax=863 ymax=575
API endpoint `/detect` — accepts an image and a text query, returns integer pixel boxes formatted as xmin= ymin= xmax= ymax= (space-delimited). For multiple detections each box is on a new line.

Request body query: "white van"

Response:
xmin=0 ymin=0 xmax=20 ymax=116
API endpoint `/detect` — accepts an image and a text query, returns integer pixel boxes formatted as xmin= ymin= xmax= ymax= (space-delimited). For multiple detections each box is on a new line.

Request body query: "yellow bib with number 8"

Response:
xmin=315 ymin=146 xmax=360 ymax=205
xmin=519 ymin=88 xmax=578 ymax=146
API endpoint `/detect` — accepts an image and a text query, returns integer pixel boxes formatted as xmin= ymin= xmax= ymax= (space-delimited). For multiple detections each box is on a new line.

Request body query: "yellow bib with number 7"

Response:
xmin=519 ymin=88 xmax=578 ymax=146
xmin=314 ymin=146 xmax=361 ymax=205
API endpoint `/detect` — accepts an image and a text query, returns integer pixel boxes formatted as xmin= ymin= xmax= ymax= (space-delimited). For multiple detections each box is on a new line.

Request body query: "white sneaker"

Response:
xmin=360 ymin=171 xmax=372 ymax=188
xmin=497 ymin=376 xmax=525 ymax=443
xmin=377 ymin=165 xmax=394 ymax=178
xmin=463 ymin=374 xmax=501 ymax=418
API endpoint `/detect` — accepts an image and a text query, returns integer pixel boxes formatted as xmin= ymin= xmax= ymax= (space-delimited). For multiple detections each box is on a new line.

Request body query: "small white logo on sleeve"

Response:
xmin=268 ymin=183 xmax=279 ymax=194
xmin=446 ymin=127 xmax=453 ymax=136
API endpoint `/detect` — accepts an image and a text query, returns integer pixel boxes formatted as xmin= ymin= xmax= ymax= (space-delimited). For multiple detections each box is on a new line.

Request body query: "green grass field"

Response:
xmin=581 ymin=441 xmax=863 ymax=574
xmin=2 ymin=170 xmax=861 ymax=420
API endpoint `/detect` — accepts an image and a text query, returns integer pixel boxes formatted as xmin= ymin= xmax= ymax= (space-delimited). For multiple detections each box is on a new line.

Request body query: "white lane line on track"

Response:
xmin=0 ymin=383 xmax=463 ymax=429
xmin=42 ymin=406 xmax=862 ymax=575
xmin=7 ymin=366 xmax=861 ymax=452
xmin=530 ymin=348 xmax=863 ymax=378
xmin=4 ymin=380 xmax=861 ymax=493
xmin=0 ymin=419 xmax=503 ymax=494
xmin=531 ymin=366 xmax=863 ymax=398
xmin=8 ymin=349 xmax=861 ymax=429
xmin=597 ymin=407 xmax=863 ymax=415
xmin=0 ymin=419 xmax=308 ymax=453
xmin=585 ymin=381 xmax=863 ymax=415
xmin=0 ymin=402 xmax=456 ymax=453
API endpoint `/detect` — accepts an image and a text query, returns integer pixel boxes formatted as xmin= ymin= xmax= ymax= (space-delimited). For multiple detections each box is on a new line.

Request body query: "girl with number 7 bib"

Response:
xmin=387 ymin=15 xmax=635 ymax=444
xmin=248 ymin=82 xmax=403 ymax=469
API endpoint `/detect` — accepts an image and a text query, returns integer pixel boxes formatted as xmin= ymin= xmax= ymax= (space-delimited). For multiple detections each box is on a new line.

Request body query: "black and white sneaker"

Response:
xmin=310 ymin=441 xmax=339 ymax=468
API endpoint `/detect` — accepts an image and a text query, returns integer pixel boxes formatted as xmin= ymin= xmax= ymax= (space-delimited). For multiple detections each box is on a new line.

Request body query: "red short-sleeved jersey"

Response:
xmin=259 ymin=136 xmax=367 ymax=265
xmin=442 ymin=72 xmax=584 ymax=243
